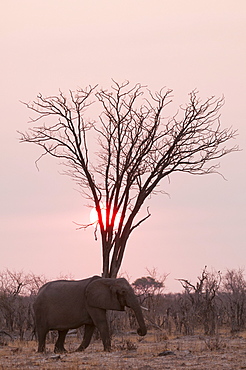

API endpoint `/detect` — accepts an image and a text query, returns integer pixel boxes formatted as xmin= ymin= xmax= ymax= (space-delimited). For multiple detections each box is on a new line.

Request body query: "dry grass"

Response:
xmin=0 ymin=331 xmax=246 ymax=369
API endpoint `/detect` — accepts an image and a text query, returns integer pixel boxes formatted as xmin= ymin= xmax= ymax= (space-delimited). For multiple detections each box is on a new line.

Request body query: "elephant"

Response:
xmin=33 ymin=276 xmax=147 ymax=353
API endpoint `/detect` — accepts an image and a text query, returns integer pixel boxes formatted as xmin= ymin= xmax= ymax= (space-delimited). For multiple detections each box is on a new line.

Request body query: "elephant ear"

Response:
xmin=86 ymin=279 xmax=124 ymax=311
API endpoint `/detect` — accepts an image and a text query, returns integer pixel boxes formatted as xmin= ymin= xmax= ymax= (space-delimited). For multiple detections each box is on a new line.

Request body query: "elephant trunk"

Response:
xmin=127 ymin=293 xmax=147 ymax=336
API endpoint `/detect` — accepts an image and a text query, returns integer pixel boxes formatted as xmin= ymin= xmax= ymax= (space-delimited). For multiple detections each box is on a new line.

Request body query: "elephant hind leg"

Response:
xmin=36 ymin=328 xmax=48 ymax=353
xmin=54 ymin=330 xmax=68 ymax=353
xmin=76 ymin=324 xmax=95 ymax=351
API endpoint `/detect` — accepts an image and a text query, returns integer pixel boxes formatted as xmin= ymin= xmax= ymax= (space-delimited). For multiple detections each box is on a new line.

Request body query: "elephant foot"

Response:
xmin=103 ymin=346 xmax=112 ymax=352
xmin=37 ymin=345 xmax=46 ymax=353
xmin=37 ymin=349 xmax=45 ymax=353
xmin=54 ymin=346 xmax=67 ymax=354
xmin=75 ymin=346 xmax=85 ymax=352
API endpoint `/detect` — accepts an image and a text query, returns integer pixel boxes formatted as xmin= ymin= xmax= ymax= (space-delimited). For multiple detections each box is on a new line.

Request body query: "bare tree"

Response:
xmin=0 ymin=270 xmax=47 ymax=339
xmin=0 ymin=269 xmax=29 ymax=296
xmin=178 ymin=266 xmax=222 ymax=335
xmin=222 ymin=268 xmax=246 ymax=332
xmin=19 ymin=81 xmax=237 ymax=278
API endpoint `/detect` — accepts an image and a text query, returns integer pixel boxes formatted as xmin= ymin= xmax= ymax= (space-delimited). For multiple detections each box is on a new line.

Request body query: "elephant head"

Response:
xmin=86 ymin=277 xmax=147 ymax=336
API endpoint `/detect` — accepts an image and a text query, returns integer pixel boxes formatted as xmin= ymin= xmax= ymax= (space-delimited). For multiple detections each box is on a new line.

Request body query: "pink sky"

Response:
xmin=1 ymin=1 xmax=245 ymax=292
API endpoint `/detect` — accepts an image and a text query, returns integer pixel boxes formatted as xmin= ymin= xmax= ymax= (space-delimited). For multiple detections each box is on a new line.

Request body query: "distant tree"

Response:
xmin=133 ymin=276 xmax=164 ymax=297
xmin=132 ymin=269 xmax=168 ymax=330
xmin=222 ymin=268 xmax=246 ymax=332
xmin=20 ymin=81 xmax=237 ymax=278
xmin=132 ymin=268 xmax=167 ymax=300
xmin=178 ymin=266 xmax=222 ymax=335
xmin=0 ymin=270 xmax=46 ymax=339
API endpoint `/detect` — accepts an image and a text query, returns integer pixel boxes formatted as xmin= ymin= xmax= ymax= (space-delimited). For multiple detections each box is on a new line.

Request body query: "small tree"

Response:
xmin=132 ymin=268 xmax=167 ymax=302
xmin=178 ymin=266 xmax=222 ymax=335
xmin=222 ymin=268 xmax=246 ymax=332
xmin=132 ymin=269 xmax=168 ymax=330
xmin=0 ymin=270 xmax=47 ymax=339
xmin=20 ymin=81 xmax=237 ymax=278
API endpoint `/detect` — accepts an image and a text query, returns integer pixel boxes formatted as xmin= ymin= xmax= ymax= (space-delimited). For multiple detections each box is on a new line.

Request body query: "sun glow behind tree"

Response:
xmin=90 ymin=203 xmax=121 ymax=229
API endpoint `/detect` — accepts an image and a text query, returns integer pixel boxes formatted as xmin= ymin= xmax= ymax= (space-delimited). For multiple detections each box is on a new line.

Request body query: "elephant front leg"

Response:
xmin=89 ymin=309 xmax=111 ymax=351
xmin=99 ymin=322 xmax=111 ymax=351
xmin=54 ymin=330 xmax=68 ymax=353
xmin=76 ymin=324 xmax=95 ymax=351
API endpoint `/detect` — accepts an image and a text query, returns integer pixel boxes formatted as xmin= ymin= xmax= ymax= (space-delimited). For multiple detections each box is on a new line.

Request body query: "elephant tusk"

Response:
xmin=140 ymin=305 xmax=148 ymax=311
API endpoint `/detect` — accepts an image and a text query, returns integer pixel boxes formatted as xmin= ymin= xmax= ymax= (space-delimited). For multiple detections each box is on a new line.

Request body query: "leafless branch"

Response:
xmin=20 ymin=82 xmax=238 ymax=278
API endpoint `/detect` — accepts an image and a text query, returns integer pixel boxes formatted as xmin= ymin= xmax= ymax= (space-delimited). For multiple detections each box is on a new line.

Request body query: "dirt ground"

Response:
xmin=0 ymin=331 xmax=246 ymax=369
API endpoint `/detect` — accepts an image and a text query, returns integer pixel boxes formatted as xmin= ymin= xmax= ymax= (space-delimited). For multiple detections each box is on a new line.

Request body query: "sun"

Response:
xmin=90 ymin=207 xmax=99 ymax=224
xmin=90 ymin=203 xmax=121 ymax=228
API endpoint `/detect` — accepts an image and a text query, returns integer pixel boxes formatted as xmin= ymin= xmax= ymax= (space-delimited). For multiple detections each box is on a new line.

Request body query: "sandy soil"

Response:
xmin=0 ymin=332 xmax=246 ymax=369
